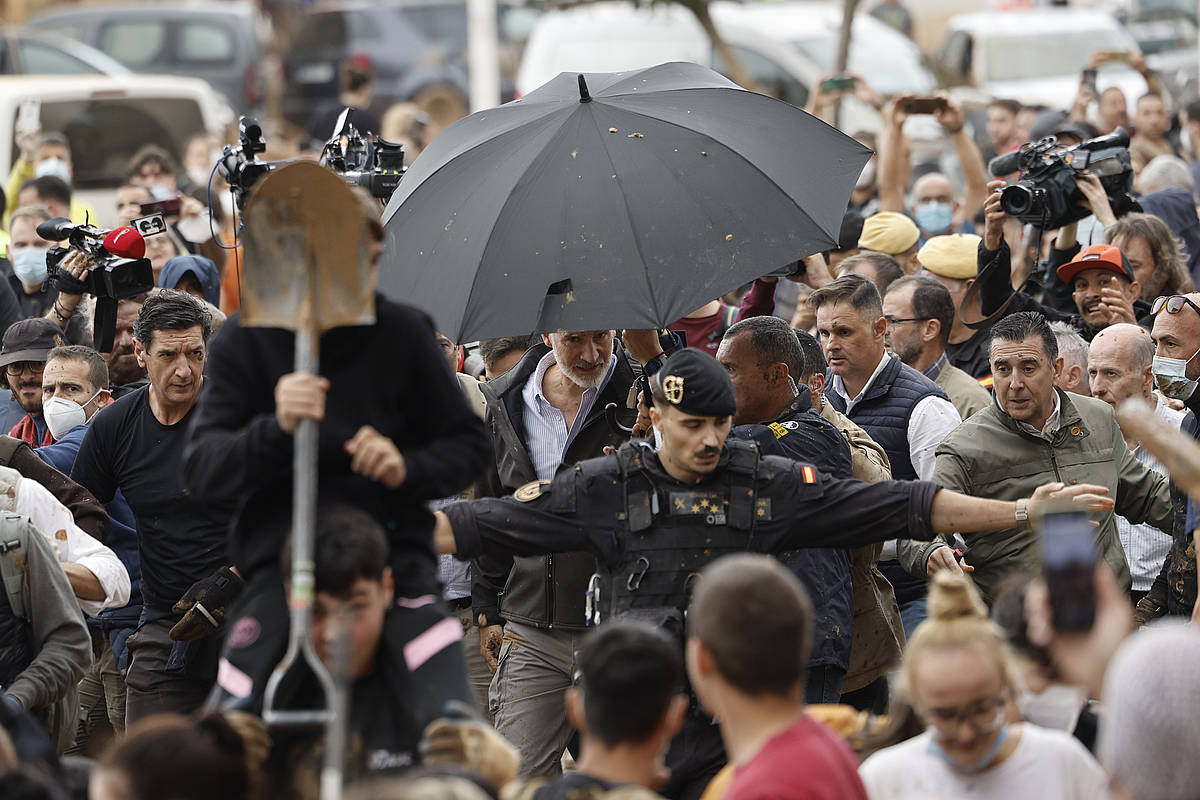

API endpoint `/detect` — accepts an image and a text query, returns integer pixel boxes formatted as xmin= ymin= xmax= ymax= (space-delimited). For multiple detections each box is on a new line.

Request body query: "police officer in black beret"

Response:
xmin=433 ymin=347 xmax=1111 ymax=800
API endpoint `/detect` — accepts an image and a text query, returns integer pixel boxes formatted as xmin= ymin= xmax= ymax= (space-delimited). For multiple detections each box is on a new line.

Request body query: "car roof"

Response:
xmin=949 ymin=8 xmax=1124 ymax=34
xmin=30 ymin=1 xmax=257 ymax=21
xmin=7 ymin=27 xmax=133 ymax=75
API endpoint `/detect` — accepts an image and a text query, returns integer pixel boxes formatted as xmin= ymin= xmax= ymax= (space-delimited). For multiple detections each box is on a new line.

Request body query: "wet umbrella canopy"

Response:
xmin=380 ymin=61 xmax=871 ymax=342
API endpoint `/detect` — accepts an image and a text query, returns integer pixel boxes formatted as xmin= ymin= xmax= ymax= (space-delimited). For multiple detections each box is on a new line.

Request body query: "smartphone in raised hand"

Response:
xmin=1039 ymin=510 xmax=1097 ymax=632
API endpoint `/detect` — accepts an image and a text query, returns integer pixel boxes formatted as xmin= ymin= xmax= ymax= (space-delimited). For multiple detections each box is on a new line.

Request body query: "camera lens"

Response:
xmin=1000 ymin=184 xmax=1036 ymax=216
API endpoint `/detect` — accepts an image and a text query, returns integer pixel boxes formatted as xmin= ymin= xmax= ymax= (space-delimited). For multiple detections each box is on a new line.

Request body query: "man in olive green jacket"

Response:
xmin=901 ymin=311 xmax=1173 ymax=605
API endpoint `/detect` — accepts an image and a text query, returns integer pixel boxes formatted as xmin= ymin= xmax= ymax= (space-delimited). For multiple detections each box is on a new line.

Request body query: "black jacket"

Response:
xmin=183 ymin=294 xmax=490 ymax=597
xmin=977 ymin=238 xmax=1152 ymax=340
xmin=731 ymin=389 xmax=856 ymax=670
xmin=472 ymin=342 xmax=637 ymax=630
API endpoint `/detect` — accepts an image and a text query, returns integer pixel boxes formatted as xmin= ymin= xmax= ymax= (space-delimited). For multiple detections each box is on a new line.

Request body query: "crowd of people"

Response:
xmin=0 ymin=25 xmax=1197 ymax=800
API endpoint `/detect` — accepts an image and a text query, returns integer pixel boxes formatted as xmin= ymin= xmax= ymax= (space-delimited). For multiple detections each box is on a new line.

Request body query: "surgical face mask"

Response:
xmin=148 ymin=184 xmax=174 ymax=201
xmin=1017 ymin=685 xmax=1086 ymax=732
xmin=926 ymin=725 xmax=1010 ymax=774
xmin=914 ymin=200 xmax=954 ymax=234
xmin=1152 ymin=349 xmax=1200 ymax=400
xmin=10 ymin=247 xmax=49 ymax=285
xmin=855 ymin=159 xmax=876 ymax=190
xmin=35 ymin=157 xmax=70 ymax=182
xmin=43 ymin=390 xmax=100 ymax=441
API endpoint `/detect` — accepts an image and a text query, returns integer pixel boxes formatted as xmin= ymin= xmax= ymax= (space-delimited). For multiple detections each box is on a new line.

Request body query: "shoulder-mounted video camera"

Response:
xmin=37 ymin=217 xmax=155 ymax=353
xmin=989 ymin=127 xmax=1135 ymax=230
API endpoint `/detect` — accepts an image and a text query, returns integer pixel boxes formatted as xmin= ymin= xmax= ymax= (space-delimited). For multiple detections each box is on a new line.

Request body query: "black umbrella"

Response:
xmin=380 ymin=61 xmax=870 ymax=342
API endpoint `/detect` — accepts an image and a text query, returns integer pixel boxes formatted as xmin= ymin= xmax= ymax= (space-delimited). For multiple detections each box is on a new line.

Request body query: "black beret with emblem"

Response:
xmin=653 ymin=347 xmax=737 ymax=417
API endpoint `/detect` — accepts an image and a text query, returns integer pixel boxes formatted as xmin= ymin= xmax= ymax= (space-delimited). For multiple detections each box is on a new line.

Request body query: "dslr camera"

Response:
xmin=990 ymin=127 xmax=1135 ymax=230
xmin=38 ymin=217 xmax=155 ymax=352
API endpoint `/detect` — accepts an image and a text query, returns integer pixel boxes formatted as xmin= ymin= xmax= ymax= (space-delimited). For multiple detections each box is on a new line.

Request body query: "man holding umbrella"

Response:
xmin=433 ymin=348 xmax=1112 ymax=800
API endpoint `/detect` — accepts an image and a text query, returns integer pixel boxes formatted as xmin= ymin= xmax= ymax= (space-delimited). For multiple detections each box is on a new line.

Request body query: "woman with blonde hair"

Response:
xmin=858 ymin=572 xmax=1108 ymax=799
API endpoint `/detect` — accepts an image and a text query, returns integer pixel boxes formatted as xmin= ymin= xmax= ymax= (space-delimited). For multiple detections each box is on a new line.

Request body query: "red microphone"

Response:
xmin=102 ymin=226 xmax=146 ymax=259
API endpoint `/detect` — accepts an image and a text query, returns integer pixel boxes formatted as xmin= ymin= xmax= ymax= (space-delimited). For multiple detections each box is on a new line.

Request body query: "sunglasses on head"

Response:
xmin=1152 ymin=295 xmax=1200 ymax=318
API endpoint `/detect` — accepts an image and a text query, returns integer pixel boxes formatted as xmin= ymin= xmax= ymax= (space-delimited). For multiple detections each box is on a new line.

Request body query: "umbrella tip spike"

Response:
xmin=578 ymin=74 xmax=592 ymax=103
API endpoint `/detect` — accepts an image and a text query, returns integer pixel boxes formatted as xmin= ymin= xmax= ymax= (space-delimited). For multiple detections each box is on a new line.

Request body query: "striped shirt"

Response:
xmin=1116 ymin=395 xmax=1185 ymax=591
xmin=521 ymin=350 xmax=617 ymax=481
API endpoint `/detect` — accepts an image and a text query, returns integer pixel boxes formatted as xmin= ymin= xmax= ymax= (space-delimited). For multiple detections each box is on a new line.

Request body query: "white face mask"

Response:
xmin=855 ymin=159 xmax=876 ymax=190
xmin=35 ymin=157 xmax=70 ymax=182
xmin=1017 ymin=685 xmax=1086 ymax=732
xmin=187 ymin=167 xmax=211 ymax=189
xmin=43 ymin=390 xmax=101 ymax=441
xmin=10 ymin=246 xmax=49 ymax=286
xmin=652 ymin=424 xmax=664 ymax=450
xmin=1152 ymin=348 xmax=1200 ymax=400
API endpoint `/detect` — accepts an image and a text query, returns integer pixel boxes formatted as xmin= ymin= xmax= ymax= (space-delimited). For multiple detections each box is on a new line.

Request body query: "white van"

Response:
xmin=516 ymin=0 xmax=937 ymax=110
xmin=0 ymin=74 xmax=232 ymax=224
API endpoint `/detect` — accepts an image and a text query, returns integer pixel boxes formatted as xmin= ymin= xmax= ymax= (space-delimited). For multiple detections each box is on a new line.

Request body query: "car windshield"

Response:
xmin=983 ymin=30 xmax=1130 ymax=81
xmin=28 ymin=96 xmax=206 ymax=187
xmin=790 ymin=30 xmax=935 ymax=95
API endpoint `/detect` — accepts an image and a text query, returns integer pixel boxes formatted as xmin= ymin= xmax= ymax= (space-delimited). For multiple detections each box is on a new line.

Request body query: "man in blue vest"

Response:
xmin=810 ymin=273 xmax=963 ymax=636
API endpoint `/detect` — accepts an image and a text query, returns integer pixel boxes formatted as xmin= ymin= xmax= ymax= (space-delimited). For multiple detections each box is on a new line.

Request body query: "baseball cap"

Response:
xmin=1056 ymin=243 xmax=1135 ymax=284
xmin=858 ymin=212 xmax=920 ymax=255
xmin=0 ymin=318 xmax=63 ymax=368
xmin=918 ymin=233 xmax=981 ymax=279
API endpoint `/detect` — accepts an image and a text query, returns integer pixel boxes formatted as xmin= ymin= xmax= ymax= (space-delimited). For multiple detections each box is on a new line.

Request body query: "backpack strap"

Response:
xmin=0 ymin=513 xmax=30 ymax=620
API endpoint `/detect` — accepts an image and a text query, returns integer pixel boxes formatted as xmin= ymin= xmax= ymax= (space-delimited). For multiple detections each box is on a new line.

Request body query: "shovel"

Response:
xmin=240 ymin=161 xmax=376 ymax=800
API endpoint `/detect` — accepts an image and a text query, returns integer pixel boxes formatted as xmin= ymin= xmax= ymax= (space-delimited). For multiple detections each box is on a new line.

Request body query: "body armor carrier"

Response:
xmin=585 ymin=440 xmax=762 ymax=638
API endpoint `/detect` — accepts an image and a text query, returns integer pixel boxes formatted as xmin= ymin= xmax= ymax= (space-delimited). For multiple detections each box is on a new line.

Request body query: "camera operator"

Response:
xmin=977 ymin=177 xmax=1151 ymax=341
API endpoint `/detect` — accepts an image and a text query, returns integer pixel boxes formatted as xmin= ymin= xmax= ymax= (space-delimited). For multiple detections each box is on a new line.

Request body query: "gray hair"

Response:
xmin=1138 ymin=154 xmax=1196 ymax=195
xmin=1049 ymin=321 xmax=1088 ymax=373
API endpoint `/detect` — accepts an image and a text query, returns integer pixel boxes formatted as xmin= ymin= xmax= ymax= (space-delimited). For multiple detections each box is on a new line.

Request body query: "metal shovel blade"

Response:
xmin=240 ymin=160 xmax=376 ymax=334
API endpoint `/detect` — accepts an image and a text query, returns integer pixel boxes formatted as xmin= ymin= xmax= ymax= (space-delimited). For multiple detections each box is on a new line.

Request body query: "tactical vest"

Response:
xmin=584 ymin=440 xmax=762 ymax=633
xmin=0 ymin=513 xmax=34 ymax=690
xmin=825 ymin=357 xmax=949 ymax=480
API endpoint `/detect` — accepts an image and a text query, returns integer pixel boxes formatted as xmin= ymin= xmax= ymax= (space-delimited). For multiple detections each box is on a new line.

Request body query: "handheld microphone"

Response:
xmin=35 ymin=217 xmax=75 ymax=243
xmin=102 ymin=227 xmax=146 ymax=260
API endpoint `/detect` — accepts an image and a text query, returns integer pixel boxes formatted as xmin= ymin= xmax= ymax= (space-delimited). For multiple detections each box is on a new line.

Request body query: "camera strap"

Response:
xmin=958 ymin=256 xmax=1043 ymax=330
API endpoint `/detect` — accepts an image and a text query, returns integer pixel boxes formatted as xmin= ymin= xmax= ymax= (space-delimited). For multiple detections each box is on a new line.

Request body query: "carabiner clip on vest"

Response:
xmin=585 ymin=573 xmax=601 ymax=627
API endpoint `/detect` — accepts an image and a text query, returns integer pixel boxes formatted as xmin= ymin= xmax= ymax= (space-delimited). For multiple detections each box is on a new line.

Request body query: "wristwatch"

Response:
xmin=1014 ymin=498 xmax=1029 ymax=524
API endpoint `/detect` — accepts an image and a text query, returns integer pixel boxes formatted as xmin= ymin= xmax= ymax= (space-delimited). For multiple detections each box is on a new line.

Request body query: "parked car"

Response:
xmin=284 ymin=1 xmax=466 ymax=132
xmin=516 ymin=2 xmax=936 ymax=134
xmin=0 ymin=74 xmax=232 ymax=223
xmin=26 ymin=2 xmax=266 ymax=114
xmin=1 ymin=27 xmax=130 ymax=76
xmin=937 ymin=8 xmax=1154 ymax=112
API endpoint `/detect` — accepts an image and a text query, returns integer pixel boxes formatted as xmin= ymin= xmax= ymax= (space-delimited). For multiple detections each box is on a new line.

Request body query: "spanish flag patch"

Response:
xmin=978 ymin=374 xmax=994 ymax=389
xmin=801 ymin=465 xmax=817 ymax=484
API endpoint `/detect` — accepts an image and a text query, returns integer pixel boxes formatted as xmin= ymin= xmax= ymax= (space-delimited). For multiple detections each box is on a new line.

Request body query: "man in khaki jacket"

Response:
xmin=907 ymin=311 xmax=1173 ymax=605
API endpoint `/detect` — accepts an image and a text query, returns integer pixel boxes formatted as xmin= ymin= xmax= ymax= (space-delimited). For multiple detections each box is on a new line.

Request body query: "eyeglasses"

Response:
xmin=4 ymin=361 xmax=40 ymax=377
xmin=884 ymin=316 xmax=932 ymax=327
xmin=919 ymin=694 xmax=1007 ymax=739
xmin=1152 ymin=295 xmax=1200 ymax=318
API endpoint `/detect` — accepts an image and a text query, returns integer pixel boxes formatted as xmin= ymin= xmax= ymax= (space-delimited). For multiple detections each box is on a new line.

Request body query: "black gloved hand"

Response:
xmin=169 ymin=566 xmax=244 ymax=641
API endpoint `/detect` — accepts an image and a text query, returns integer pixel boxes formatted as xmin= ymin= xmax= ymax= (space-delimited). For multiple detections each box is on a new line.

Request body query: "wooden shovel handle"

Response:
xmin=1117 ymin=398 xmax=1200 ymax=498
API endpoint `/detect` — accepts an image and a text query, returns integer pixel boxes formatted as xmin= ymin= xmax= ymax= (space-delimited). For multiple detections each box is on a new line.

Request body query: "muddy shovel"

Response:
xmin=240 ymin=161 xmax=376 ymax=800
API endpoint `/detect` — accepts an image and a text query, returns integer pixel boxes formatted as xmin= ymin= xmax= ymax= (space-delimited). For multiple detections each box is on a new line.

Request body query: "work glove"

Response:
xmin=169 ymin=566 xmax=244 ymax=641
xmin=420 ymin=708 xmax=520 ymax=791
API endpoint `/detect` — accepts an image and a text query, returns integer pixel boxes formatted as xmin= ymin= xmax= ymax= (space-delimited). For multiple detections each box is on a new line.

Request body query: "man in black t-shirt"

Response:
xmin=70 ymin=290 xmax=229 ymax=723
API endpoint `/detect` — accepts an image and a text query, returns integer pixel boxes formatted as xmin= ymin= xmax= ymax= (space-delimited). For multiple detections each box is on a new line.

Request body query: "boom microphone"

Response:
xmin=102 ymin=227 xmax=146 ymax=260
xmin=989 ymin=150 xmax=1023 ymax=178
xmin=35 ymin=217 xmax=76 ymax=243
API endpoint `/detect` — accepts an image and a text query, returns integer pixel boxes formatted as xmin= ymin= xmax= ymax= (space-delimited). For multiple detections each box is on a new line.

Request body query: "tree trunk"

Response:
xmin=685 ymin=1 xmax=760 ymax=94
xmin=832 ymin=0 xmax=860 ymax=129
